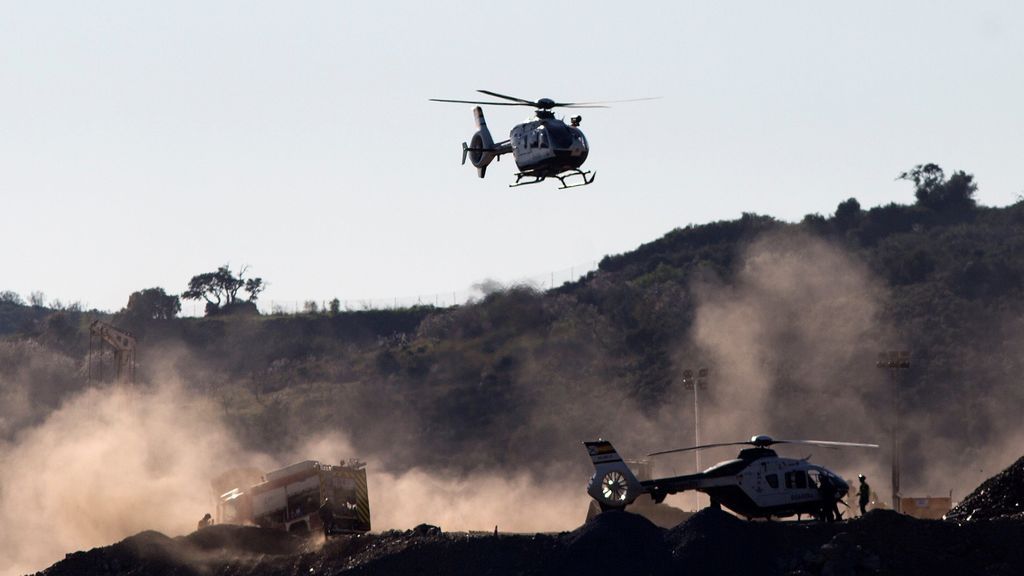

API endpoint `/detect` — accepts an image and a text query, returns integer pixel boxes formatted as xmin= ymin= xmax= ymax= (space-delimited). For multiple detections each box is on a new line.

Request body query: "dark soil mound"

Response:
xmin=184 ymin=525 xmax=304 ymax=555
xmin=665 ymin=508 xmax=837 ymax=576
xmin=562 ymin=510 xmax=671 ymax=576
xmin=947 ymin=455 xmax=1024 ymax=521
xmin=340 ymin=533 xmax=562 ymax=576
xmin=42 ymin=530 xmax=198 ymax=576
xmin=35 ymin=511 xmax=1024 ymax=576
xmin=38 ymin=526 xmax=307 ymax=576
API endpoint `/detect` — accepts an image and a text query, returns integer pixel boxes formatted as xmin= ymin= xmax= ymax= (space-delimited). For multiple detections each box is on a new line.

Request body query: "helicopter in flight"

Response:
xmin=585 ymin=435 xmax=878 ymax=521
xmin=429 ymin=90 xmax=656 ymax=189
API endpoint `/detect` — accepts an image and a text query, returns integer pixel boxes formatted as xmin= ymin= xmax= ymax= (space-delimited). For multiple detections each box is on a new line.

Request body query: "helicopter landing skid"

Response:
xmin=509 ymin=169 xmax=596 ymax=189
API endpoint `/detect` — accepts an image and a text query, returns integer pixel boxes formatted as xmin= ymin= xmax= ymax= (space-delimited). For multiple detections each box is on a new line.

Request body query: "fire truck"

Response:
xmin=213 ymin=459 xmax=370 ymax=534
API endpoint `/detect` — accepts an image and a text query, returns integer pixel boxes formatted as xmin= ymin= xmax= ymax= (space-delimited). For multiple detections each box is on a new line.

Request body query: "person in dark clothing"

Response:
xmin=857 ymin=475 xmax=871 ymax=516
xmin=197 ymin=513 xmax=213 ymax=530
xmin=818 ymin=474 xmax=841 ymax=522
xmin=318 ymin=498 xmax=335 ymax=537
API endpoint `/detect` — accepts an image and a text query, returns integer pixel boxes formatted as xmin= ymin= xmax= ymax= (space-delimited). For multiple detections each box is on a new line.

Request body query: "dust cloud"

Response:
xmin=0 ymin=380 xmax=269 ymax=575
xmin=291 ymin=432 xmax=587 ymax=533
xmin=677 ymin=229 xmax=1024 ymax=506
xmin=0 ymin=382 xmax=587 ymax=574
xmin=671 ymin=230 xmax=896 ymax=501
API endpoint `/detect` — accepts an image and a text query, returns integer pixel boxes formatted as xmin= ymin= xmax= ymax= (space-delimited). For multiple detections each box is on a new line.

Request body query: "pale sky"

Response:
xmin=2 ymin=1 xmax=1022 ymax=312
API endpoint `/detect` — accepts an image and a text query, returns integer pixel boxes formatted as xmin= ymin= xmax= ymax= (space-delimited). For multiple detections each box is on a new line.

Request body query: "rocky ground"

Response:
xmin=33 ymin=510 xmax=1024 ymax=576
xmin=35 ymin=456 xmax=1024 ymax=576
xmin=946 ymin=454 xmax=1024 ymax=521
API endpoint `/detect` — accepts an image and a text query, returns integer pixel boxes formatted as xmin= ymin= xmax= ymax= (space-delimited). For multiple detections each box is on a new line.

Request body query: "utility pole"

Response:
xmin=682 ymin=368 xmax=709 ymax=472
xmin=877 ymin=350 xmax=910 ymax=513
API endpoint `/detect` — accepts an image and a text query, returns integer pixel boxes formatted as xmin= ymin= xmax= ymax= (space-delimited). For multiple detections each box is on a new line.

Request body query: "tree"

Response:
xmin=0 ymin=291 xmax=23 ymax=305
xmin=182 ymin=265 xmax=265 ymax=315
xmin=29 ymin=291 xmax=46 ymax=307
xmin=899 ymin=164 xmax=977 ymax=212
xmin=834 ymin=197 xmax=862 ymax=231
xmin=124 ymin=287 xmax=181 ymax=320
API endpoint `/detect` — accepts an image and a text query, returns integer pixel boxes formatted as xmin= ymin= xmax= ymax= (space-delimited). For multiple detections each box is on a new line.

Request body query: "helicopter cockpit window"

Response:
xmin=538 ymin=132 xmax=548 ymax=148
xmin=529 ymin=133 xmax=539 ymax=149
xmin=765 ymin=474 xmax=779 ymax=489
xmin=806 ymin=470 xmax=821 ymax=489
xmin=785 ymin=471 xmax=808 ymax=489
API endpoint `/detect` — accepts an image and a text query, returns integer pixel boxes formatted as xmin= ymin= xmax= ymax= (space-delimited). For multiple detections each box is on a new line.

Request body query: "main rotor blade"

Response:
xmin=648 ymin=441 xmax=752 ymax=457
xmin=556 ymin=97 xmax=662 ymax=107
xmin=558 ymin=104 xmax=610 ymax=109
xmin=773 ymin=439 xmax=880 ymax=449
xmin=429 ymin=98 xmax=527 ymax=106
xmin=476 ymin=89 xmax=536 ymax=105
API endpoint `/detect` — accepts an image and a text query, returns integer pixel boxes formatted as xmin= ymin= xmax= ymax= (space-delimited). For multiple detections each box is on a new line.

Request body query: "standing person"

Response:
xmin=818 ymin=474 xmax=838 ymax=522
xmin=318 ymin=498 xmax=335 ymax=537
xmin=857 ymin=475 xmax=871 ymax=516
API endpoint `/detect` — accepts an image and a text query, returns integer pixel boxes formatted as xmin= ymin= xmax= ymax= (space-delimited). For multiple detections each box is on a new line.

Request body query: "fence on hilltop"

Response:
xmin=179 ymin=260 xmax=600 ymax=317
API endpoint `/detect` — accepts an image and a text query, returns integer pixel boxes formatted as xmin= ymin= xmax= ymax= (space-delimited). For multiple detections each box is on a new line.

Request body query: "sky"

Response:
xmin=2 ymin=1 xmax=1022 ymax=312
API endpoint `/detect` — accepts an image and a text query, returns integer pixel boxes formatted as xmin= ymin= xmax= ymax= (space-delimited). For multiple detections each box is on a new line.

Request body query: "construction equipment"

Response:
xmin=215 ymin=459 xmax=371 ymax=535
xmin=88 ymin=320 xmax=136 ymax=384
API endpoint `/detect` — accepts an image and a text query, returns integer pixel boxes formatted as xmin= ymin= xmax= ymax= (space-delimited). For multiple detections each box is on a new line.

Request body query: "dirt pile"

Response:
xmin=35 ymin=524 xmax=562 ymax=576
xmin=35 ymin=510 xmax=1024 ymax=576
xmin=947 ymin=455 xmax=1024 ymax=521
xmin=37 ymin=527 xmax=309 ymax=576
xmin=563 ymin=510 xmax=671 ymax=575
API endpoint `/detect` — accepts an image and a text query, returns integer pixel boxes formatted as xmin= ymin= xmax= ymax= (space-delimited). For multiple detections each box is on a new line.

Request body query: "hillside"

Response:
xmin=5 ymin=197 xmax=1024 ymax=476
xmin=6 ymin=192 xmax=1024 ymax=457
xmin=4 ymin=180 xmax=1024 ymax=574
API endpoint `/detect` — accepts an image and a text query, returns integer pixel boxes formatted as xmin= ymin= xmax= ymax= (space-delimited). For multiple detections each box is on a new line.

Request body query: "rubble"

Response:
xmin=34 ymin=504 xmax=1024 ymax=576
xmin=946 ymin=455 xmax=1024 ymax=521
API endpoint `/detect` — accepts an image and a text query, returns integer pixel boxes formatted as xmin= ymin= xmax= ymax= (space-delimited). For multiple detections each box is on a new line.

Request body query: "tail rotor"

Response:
xmin=584 ymin=440 xmax=643 ymax=509
xmin=462 ymin=106 xmax=496 ymax=178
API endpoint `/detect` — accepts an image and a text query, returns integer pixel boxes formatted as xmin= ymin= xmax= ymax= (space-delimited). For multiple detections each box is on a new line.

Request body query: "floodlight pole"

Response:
xmin=683 ymin=368 xmax=709 ymax=472
xmin=877 ymin=350 xmax=910 ymax=514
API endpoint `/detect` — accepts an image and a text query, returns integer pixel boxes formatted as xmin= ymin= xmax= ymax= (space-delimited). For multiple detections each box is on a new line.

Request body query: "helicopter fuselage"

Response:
xmin=508 ymin=112 xmax=589 ymax=178
xmin=432 ymin=90 xmax=653 ymax=188
xmin=586 ymin=441 xmax=854 ymax=521
xmin=643 ymin=448 xmax=850 ymax=520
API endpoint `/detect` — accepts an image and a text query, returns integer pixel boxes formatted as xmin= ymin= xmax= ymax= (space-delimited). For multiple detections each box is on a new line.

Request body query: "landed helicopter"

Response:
xmin=585 ymin=435 xmax=878 ymax=521
xmin=429 ymin=90 xmax=655 ymax=189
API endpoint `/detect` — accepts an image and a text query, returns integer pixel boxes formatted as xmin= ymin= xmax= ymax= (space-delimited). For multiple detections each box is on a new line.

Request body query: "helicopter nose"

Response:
xmin=836 ymin=477 xmax=850 ymax=494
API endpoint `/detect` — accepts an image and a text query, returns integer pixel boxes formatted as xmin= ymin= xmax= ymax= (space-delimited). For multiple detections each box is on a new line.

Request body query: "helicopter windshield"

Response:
xmin=545 ymin=123 xmax=575 ymax=148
